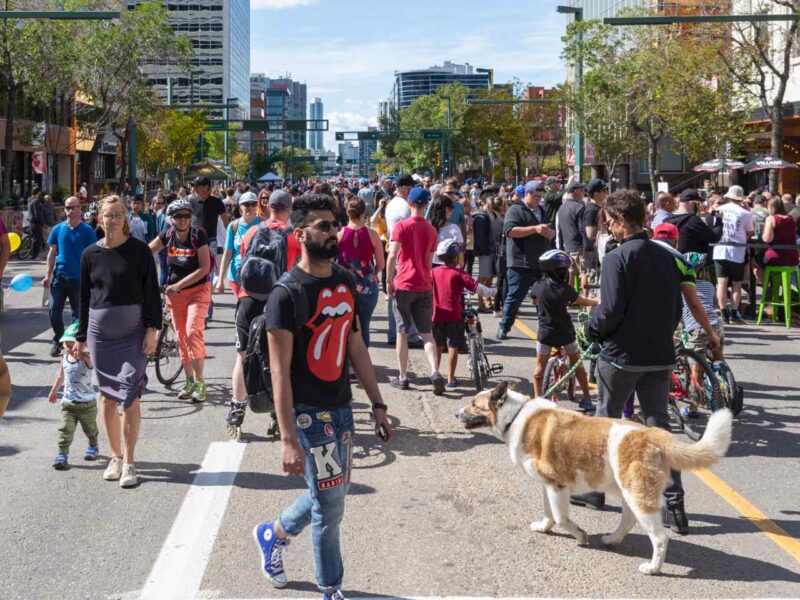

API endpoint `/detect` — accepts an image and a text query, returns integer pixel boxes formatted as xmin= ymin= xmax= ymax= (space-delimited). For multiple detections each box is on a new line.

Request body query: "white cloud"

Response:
xmin=324 ymin=111 xmax=378 ymax=149
xmin=251 ymin=0 xmax=318 ymax=10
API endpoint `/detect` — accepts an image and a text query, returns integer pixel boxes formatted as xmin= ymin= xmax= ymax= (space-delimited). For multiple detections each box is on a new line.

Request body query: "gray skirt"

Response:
xmin=478 ymin=254 xmax=495 ymax=278
xmin=87 ymin=304 xmax=148 ymax=407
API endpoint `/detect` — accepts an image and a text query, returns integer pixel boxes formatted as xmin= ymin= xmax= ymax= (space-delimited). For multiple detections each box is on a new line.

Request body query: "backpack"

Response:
xmin=241 ymin=266 xmax=356 ymax=411
xmin=237 ymin=224 xmax=292 ymax=301
xmin=165 ymin=226 xmax=214 ymax=281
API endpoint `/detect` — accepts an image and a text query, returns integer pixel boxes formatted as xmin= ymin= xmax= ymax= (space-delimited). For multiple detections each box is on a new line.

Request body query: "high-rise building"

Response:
xmin=133 ymin=0 xmax=250 ymax=119
xmin=269 ymin=76 xmax=307 ymax=149
xmin=309 ymin=98 xmax=324 ymax=151
xmin=358 ymin=127 xmax=379 ymax=177
xmin=250 ymin=74 xmax=290 ymax=156
xmin=392 ymin=61 xmax=490 ymax=109
xmin=250 ymin=74 xmax=307 ymax=151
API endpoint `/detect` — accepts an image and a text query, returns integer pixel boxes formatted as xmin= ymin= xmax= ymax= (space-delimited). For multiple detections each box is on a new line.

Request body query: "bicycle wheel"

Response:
xmin=16 ymin=236 xmax=33 ymax=260
xmin=678 ymin=348 xmax=725 ymax=411
xmin=468 ymin=336 xmax=484 ymax=392
xmin=713 ymin=360 xmax=742 ymax=416
xmin=155 ymin=323 xmax=183 ymax=386
xmin=541 ymin=357 xmax=564 ymax=403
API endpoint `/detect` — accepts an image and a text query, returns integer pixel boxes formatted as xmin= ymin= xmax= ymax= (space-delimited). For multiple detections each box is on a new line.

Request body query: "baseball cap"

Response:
xmin=238 ymin=191 xmax=257 ymax=205
xmin=654 ymin=223 xmax=679 ymax=241
xmin=408 ymin=186 xmax=431 ymax=205
xmin=436 ymin=238 xmax=462 ymax=258
xmin=565 ymin=181 xmax=586 ymax=193
xmin=514 ymin=184 xmax=526 ymax=197
xmin=193 ymin=175 xmax=211 ymax=187
xmin=525 ymin=180 xmax=544 ymax=194
xmin=545 ymin=175 xmax=561 ymax=186
xmin=268 ymin=189 xmax=292 ymax=210
xmin=679 ymin=188 xmax=701 ymax=203
xmin=60 ymin=322 xmax=80 ymax=344
xmin=586 ymin=179 xmax=608 ymax=196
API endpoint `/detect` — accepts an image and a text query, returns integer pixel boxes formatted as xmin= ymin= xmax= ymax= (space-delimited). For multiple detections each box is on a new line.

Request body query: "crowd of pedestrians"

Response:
xmin=3 ymin=168 xmax=800 ymax=600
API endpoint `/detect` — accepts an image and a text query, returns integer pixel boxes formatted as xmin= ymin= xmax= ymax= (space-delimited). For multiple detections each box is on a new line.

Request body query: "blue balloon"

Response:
xmin=9 ymin=273 xmax=33 ymax=292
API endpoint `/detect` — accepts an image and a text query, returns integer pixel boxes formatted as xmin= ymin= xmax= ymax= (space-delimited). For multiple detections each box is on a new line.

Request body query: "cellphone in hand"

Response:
xmin=378 ymin=424 xmax=389 ymax=442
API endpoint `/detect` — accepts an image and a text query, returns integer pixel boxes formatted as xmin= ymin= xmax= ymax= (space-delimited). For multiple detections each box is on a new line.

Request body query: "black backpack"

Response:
xmin=241 ymin=266 xmax=356 ymax=411
xmin=238 ymin=224 xmax=292 ymax=301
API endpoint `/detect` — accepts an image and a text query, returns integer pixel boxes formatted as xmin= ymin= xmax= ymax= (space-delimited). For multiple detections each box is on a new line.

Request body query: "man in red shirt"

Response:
xmin=386 ymin=187 xmax=444 ymax=394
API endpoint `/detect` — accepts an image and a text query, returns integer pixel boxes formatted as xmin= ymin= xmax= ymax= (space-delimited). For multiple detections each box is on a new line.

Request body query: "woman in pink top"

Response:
xmin=755 ymin=198 xmax=799 ymax=283
xmin=337 ymin=197 xmax=385 ymax=347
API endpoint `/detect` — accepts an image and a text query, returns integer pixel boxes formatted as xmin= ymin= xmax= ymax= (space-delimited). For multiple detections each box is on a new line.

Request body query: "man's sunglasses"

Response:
xmin=310 ymin=220 xmax=339 ymax=233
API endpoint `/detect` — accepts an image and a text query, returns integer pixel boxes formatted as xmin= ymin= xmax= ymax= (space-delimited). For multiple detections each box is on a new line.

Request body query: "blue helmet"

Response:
xmin=539 ymin=249 xmax=571 ymax=272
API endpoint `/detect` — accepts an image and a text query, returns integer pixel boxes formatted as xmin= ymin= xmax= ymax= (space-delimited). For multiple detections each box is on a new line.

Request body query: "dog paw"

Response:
xmin=529 ymin=518 xmax=555 ymax=533
xmin=601 ymin=533 xmax=620 ymax=547
xmin=575 ymin=529 xmax=589 ymax=546
xmin=638 ymin=562 xmax=660 ymax=575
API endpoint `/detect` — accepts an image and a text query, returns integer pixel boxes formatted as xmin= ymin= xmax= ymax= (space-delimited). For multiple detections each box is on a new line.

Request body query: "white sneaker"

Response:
xmin=103 ymin=456 xmax=123 ymax=481
xmin=120 ymin=464 xmax=138 ymax=488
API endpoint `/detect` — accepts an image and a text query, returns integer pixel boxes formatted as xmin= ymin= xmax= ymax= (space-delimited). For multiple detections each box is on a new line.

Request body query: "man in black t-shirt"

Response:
xmin=583 ymin=179 xmax=608 ymax=298
xmin=253 ymin=194 xmax=391 ymax=597
xmin=190 ymin=175 xmax=227 ymax=319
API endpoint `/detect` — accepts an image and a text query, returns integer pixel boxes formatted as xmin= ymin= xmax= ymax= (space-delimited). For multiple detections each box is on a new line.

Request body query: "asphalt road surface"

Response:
xmin=1 ymin=259 xmax=799 ymax=599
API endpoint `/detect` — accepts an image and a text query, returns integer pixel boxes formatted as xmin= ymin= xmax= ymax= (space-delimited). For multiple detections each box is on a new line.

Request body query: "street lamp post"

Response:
xmin=557 ymin=5 xmax=584 ymax=180
xmin=440 ymin=95 xmax=452 ymax=176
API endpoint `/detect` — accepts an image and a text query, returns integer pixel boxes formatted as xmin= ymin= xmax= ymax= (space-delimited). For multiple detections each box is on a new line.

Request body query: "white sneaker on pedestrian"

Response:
xmin=120 ymin=464 xmax=138 ymax=488
xmin=103 ymin=456 xmax=123 ymax=481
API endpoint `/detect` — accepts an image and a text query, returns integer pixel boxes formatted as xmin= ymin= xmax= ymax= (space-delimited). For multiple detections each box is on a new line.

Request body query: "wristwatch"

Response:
xmin=371 ymin=402 xmax=388 ymax=412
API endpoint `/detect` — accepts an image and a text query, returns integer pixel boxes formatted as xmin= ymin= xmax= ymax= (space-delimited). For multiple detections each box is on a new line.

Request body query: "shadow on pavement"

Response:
xmin=728 ymin=404 xmax=800 ymax=460
xmin=690 ymin=510 xmax=800 ymax=541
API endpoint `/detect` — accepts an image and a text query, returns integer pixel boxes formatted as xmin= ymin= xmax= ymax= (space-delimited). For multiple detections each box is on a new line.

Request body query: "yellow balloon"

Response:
xmin=7 ymin=232 xmax=20 ymax=253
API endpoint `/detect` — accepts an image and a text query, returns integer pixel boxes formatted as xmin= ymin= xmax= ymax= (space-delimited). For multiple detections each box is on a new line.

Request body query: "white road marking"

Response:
xmin=140 ymin=441 xmax=247 ymax=600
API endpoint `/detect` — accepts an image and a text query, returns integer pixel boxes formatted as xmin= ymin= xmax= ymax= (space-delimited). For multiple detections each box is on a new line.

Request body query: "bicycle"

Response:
xmin=707 ymin=353 xmax=744 ymax=417
xmin=463 ymin=293 xmax=502 ymax=391
xmin=541 ymin=311 xmax=599 ymax=403
xmin=667 ymin=332 xmax=724 ymax=441
xmin=152 ymin=290 xmax=183 ymax=386
xmin=16 ymin=226 xmax=43 ymax=260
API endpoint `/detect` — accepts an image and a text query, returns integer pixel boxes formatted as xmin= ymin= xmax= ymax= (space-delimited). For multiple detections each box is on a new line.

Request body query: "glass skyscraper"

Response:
xmin=392 ymin=61 xmax=490 ymax=109
xmin=309 ymin=98 xmax=324 ymax=151
xmin=132 ymin=0 xmax=250 ymax=119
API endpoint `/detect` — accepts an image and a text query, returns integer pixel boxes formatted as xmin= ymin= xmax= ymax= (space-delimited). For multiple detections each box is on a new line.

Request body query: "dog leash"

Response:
xmin=543 ymin=322 xmax=600 ymax=399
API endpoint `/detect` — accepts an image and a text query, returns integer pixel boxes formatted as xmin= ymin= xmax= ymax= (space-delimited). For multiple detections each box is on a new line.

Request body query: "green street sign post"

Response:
xmin=422 ymin=130 xmax=444 ymax=140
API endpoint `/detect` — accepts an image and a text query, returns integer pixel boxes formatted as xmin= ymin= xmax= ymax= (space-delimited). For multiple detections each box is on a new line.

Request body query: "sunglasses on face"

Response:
xmin=310 ymin=220 xmax=339 ymax=233
xmin=605 ymin=217 xmax=617 ymax=229
xmin=172 ymin=213 xmax=191 ymax=220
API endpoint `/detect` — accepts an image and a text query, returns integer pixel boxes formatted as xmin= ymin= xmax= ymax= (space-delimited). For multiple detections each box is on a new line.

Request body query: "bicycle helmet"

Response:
xmin=436 ymin=238 xmax=462 ymax=259
xmin=539 ymin=249 xmax=572 ymax=272
xmin=683 ymin=251 xmax=707 ymax=272
xmin=166 ymin=198 xmax=193 ymax=217
xmin=88 ymin=201 xmax=99 ymax=214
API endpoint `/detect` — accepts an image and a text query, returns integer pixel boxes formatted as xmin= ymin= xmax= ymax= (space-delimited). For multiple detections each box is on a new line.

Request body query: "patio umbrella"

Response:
xmin=742 ymin=156 xmax=800 ymax=173
xmin=186 ymin=160 xmax=230 ymax=181
xmin=692 ymin=158 xmax=745 ymax=173
xmin=257 ymin=172 xmax=283 ymax=183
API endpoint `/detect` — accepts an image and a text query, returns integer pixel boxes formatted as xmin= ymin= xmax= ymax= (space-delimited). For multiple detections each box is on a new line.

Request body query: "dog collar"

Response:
xmin=501 ymin=403 xmax=526 ymax=436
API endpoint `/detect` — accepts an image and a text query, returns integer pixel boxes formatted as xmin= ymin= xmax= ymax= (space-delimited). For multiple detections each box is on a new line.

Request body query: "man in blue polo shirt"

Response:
xmin=42 ymin=196 xmax=98 ymax=357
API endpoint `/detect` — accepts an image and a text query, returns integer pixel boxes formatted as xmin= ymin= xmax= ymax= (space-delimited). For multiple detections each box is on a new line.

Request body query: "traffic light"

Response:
xmin=335 ymin=132 xmax=344 ymax=141
xmin=436 ymin=152 xmax=441 ymax=166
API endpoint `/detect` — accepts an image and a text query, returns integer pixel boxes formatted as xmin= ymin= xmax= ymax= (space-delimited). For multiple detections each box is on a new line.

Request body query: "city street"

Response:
xmin=0 ymin=259 xmax=799 ymax=600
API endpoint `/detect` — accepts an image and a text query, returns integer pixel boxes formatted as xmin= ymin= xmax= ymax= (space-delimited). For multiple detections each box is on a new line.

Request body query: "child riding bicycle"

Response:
xmin=532 ymin=250 xmax=598 ymax=411
xmin=431 ymin=239 xmax=495 ymax=388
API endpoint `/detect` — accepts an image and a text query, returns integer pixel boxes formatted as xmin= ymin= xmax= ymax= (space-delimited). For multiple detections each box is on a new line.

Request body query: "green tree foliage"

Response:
xmin=139 ymin=108 xmax=206 ymax=185
xmin=562 ymin=12 xmax=748 ymax=194
xmin=230 ymin=151 xmax=250 ymax=180
xmin=273 ymin=146 xmax=314 ymax=180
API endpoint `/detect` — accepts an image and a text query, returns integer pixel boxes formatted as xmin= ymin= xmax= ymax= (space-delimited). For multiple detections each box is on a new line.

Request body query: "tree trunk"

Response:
xmin=3 ymin=77 xmax=15 ymax=201
xmin=87 ymin=130 xmax=104 ymax=200
xmin=648 ymin=137 xmax=659 ymax=199
xmin=769 ymin=104 xmax=783 ymax=193
xmin=515 ymin=151 xmax=522 ymax=182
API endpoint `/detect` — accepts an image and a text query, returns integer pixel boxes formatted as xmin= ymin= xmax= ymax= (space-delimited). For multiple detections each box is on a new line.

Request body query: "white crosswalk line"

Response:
xmin=141 ymin=441 xmax=247 ymax=600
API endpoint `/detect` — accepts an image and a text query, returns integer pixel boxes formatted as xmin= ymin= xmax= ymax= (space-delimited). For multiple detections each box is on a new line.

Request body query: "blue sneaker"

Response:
xmin=578 ymin=398 xmax=596 ymax=412
xmin=323 ymin=591 xmax=346 ymax=600
xmin=252 ymin=521 xmax=289 ymax=588
xmin=52 ymin=452 xmax=68 ymax=470
xmin=445 ymin=380 xmax=458 ymax=389
xmin=682 ymin=406 xmax=699 ymax=419
xmin=84 ymin=444 xmax=99 ymax=461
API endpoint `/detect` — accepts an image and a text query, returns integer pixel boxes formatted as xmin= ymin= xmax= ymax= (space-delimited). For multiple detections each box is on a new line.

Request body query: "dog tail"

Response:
xmin=663 ymin=409 xmax=733 ymax=471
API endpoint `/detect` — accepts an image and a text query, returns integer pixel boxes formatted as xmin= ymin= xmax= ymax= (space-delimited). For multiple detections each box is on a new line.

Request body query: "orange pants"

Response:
xmin=166 ymin=282 xmax=211 ymax=364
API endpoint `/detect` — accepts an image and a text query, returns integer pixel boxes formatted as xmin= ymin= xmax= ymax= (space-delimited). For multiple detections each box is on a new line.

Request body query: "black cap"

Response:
xmin=565 ymin=181 xmax=586 ymax=193
xmin=396 ymin=174 xmax=415 ymax=187
xmin=545 ymin=176 xmax=561 ymax=186
xmin=586 ymin=179 xmax=608 ymax=196
xmin=193 ymin=175 xmax=211 ymax=187
xmin=679 ymin=188 xmax=701 ymax=203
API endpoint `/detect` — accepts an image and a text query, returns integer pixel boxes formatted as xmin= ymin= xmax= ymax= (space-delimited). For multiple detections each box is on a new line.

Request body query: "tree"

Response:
xmin=273 ymin=146 xmax=313 ymax=180
xmin=711 ymin=1 xmax=799 ymax=191
xmin=563 ymin=12 xmax=748 ymax=195
xmin=230 ymin=151 xmax=250 ymax=180
xmin=74 ymin=1 xmax=191 ymax=195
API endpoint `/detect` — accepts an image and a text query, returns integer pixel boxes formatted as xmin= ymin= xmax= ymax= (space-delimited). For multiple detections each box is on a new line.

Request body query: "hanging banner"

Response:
xmin=32 ymin=151 xmax=47 ymax=175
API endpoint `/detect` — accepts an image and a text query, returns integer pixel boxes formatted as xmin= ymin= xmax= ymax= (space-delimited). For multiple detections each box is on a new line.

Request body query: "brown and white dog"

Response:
xmin=471 ymin=382 xmax=733 ymax=575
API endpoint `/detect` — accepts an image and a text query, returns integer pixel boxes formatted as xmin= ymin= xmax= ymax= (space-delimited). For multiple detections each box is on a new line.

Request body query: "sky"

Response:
xmin=249 ymin=0 xmax=569 ymax=150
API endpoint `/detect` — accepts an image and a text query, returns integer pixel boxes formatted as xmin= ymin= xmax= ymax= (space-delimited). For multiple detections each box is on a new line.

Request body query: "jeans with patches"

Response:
xmin=278 ymin=403 xmax=355 ymax=592
xmin=595 ymin=358 xmax=684 ymax=506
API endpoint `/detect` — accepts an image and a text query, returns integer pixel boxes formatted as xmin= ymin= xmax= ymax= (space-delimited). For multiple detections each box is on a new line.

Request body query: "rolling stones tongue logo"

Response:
xmin=305 ymin=284 xmax=355 ymax=381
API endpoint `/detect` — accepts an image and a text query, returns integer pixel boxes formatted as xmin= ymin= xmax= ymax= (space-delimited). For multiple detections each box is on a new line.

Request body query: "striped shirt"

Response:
xmin=682 ymin=280 xmax=720 ymax=332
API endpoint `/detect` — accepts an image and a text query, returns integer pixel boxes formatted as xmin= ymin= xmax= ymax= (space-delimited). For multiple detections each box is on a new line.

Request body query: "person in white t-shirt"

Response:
xmin=384 ymin=174 xmax=416 ymax=345
xmin=712 ymin=185 xmax=754 ymax=324
xmin=430 ymin=195 xmax=464 ymax=265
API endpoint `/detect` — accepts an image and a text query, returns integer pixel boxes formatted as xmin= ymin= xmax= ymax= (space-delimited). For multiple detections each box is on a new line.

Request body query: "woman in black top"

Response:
xmin=77 ymin=195 xmax=161 ymax=489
